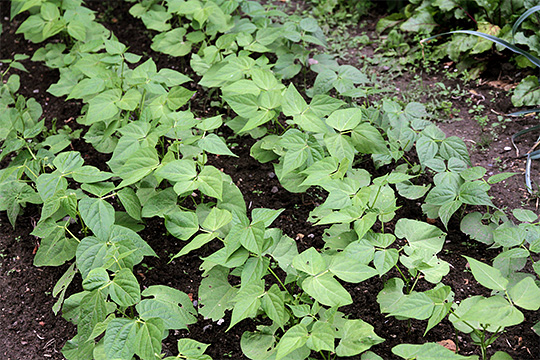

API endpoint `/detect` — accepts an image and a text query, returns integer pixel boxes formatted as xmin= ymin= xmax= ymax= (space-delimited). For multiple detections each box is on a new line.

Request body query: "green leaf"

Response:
xmin=41 ymin=2 xmax=60 ymax=21
xmin=86 ymin=89 xmax=121 ymax=125
xmin=336 ymin=319 xmax=384 ymax=357
xmin=79 ymin=291 xmax=109 ymax=342
xmin=416 ymin=136 xmax=438 ymax=165
xmin=34 ymin=228 xmax=78 ymax=266
xmin=461 ymin=296 xmax=524 ymax=328
xmin=282 ymin=84 xmax=308 ymax=116
xmin=488 ymin=172 xmax=517 ymax=184
xmin=493 ymin=226 xmax=526 ymax=247
xmin=36 ymin=172 xmax=67 ymax=201
xmin=198 ymin=133 xmax=237 ymax=157
xmin=117 ymin=187 xmax=141 ymax=221
xmin=464 ymin=256 xmax=508 ymax=291
xmin=151 ymin=28 xmax=191 ymax=56
xmin=396 ymin=181 xmax=430 ymax=200
xmin=292 ymin=247 xmax=326 ymax=276
xmin=67 ymin=21 xmax=86 ymax=41
xmin=167 ymin=86 xmax=194 ymax=110
xmin=493 ymin=248 xmax=529 ymax=277
xmin=373 ymin=248 xmax=399 ymax=276
xmin=261 ymin=284 xmax=287 ymax=327
xmin=201 ymin=207 xmax=232 ymax=232
xmin=116 ymin=147 xmax=159 ymax=188
xmin=171 ymin=232 xmax=216 ymax=259
xmin=228 ymin=282 xmax=264 ymax=330
xmin=395 ymin=219 xmax=446 ymax=254
xmin=104 ymin=318 xmax=138 ymax=360
xmin=82 ymin=268 xmax=109 ymax=291
xmin=459 ymin=181 xmax=493 ymax=207
xmin=240 ymin=110 xmax=276 ymax=133
xmin=508 ymin=277 xmax=540 ymax=311
xmin=302 ymin=272 xmax=352 ymax=307
xmin=76 ymin=236 xmax=108 ymax=278
xmin=141 ymin=188 xmax=178 ymax=218
xmin=197 ymin=115 xmax=223 ymax=131
xmin=307 ymin=321 xmax=334 ymax=352
xmin=72 ymin=166 xmax=113 ymax=183
xmin=176 ymin=338 xmax=210 ymax=358
xmin=164 ymin=210 xmax=199 ymax=240
xmin=512 ymin=208 xmax=538 ymax=223
xmin=329 ymin=254 xmax=378 ymax=283
xmin=361 ymin=351 xmax=384 ymax=360
xmin=251 ymin=208 xmax=284 ymax=227
xmin=393 ymin=343 xmax=478 ymax=360
xmin=78 ymin=197 xmax=115 ymax=240
xmin=424 ymin=285 xmax=453 ymax=335
xmin=275 ymin=324 xmax=309 ymax=360
xmin=117 ymin=89 xmax=142 ymax=111
xmin=154 ymin=159 xmax=197 ymax=182
xmin=135 ymin=318 xmax=164 ymax=360
xmin=401 ymin=10 xmax=436 ymax=32
xmin=52 ymin=262 xmax=77 ymax=315
xmin=438 ymin=199 xmax=462 ymax=228
xmin=241 ymin=330 xmax=277 ymax=360
xmin=439 ymin=136 xmax=471 ymax=165
xmin=326 ymin=108 xmax=362 ymax=132
xmin=309 ymin=94 xmax=345 ymax=117
xmin=141 ymin=9 xmax=172 ymax=31
xmin=137 ymin=285 xmax=197 ymax=330
xmin=67 ymin=78 xmax=105 ymax=100
xmin=377 ymin=277 xmax=405 ymax=313
xmin=325 ymin=133 xmax=355 ymax=163
xmin=233 ymin=220 xmax=265 ymax=255
xmin=199 ymin=267 xmax=237 ymax=321
xmin=197 ymin=165 xmax=223 ymax=200
xmin=109 ymin=268 xmax=141 ymax=307
xmin=460 ymin=212 xmax=494 ymax=245
xmin=491 ymin=351 xmax=513 ymax=360
xmin=388 ymin=291 xmax=434 ymax=320
xmin=351 ymin=123 xmax=388 ymax=155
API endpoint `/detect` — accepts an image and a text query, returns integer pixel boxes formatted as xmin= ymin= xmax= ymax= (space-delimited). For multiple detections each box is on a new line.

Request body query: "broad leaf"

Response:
xmin=302 ymin=272 xmax=352 ymax=307
xmin=78 ymin=197 xmax=115 ymax=240
xmin=137 ymin=285 xmax=197 ymax=330
xmin=464 ymin=256 xmax=508 ymax=291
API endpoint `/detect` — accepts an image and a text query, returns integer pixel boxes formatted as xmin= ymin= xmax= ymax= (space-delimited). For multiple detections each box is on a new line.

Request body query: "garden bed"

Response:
xmin=1 ymin=1 xmax=539 ymax=359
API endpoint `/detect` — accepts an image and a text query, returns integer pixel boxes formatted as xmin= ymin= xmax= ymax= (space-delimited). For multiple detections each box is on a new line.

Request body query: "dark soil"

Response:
xmin=1 ymin=1 xmax=539 ymax=359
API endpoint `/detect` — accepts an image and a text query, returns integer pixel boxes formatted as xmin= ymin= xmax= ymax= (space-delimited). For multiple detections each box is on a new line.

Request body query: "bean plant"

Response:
xmin=1 ymin=1 xmax=539 ymax=360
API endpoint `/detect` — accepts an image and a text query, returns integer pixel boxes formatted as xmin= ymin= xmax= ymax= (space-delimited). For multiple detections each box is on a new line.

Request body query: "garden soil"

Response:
xmin=1 ymin=1 xmax=539 ymax=359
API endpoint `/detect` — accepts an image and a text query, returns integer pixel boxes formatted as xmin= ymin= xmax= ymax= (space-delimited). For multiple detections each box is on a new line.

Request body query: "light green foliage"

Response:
xmin=3 ymin=1 xmax=538 ymax=360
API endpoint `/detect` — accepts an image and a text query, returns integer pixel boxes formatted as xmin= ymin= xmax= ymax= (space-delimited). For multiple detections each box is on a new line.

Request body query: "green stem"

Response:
xmin=101 ymin=192 xmax=117 ymax=201
xmin=394 ymin=265 xmax=408 ymax=287
xmin=268 ymin=265 xmax=291 ymax=296
xmin=138 ymin=88 xmax=147 ymax=118
xmin=64 ymin=226 xmax=81 ymax=243
xmin=22 ymin=163 xmax=39 ymax=180
xmin=409 ymin=274 xmax=420 ymax=293
xmin=505 ymin=290 xmax=514 ymax=306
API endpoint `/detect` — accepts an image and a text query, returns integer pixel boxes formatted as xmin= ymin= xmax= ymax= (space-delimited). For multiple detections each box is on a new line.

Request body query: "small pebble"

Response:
xmin=33 ymin=89 xmax=39 ymax=93
xmin=268 ymin=172 xmax=275 ymax=179
xmin=217 ymin=318 xmax=225 ymax=325
xmin=503 ymin=146 xmax=511 ymax=151
xmin=271 ymin=186 xmax=278 ymax=193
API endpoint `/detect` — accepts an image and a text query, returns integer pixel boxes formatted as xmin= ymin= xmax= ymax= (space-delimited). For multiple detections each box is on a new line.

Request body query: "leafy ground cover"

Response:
xmin=1 ymin=1 xmax=540 ymax=359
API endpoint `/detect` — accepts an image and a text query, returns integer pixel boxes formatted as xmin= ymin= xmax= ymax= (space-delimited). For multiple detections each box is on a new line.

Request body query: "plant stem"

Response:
xmin=64 ymin=226 xmax=81 ymax=243
xmin=268 ymin=265 xmax=291 ymax=296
